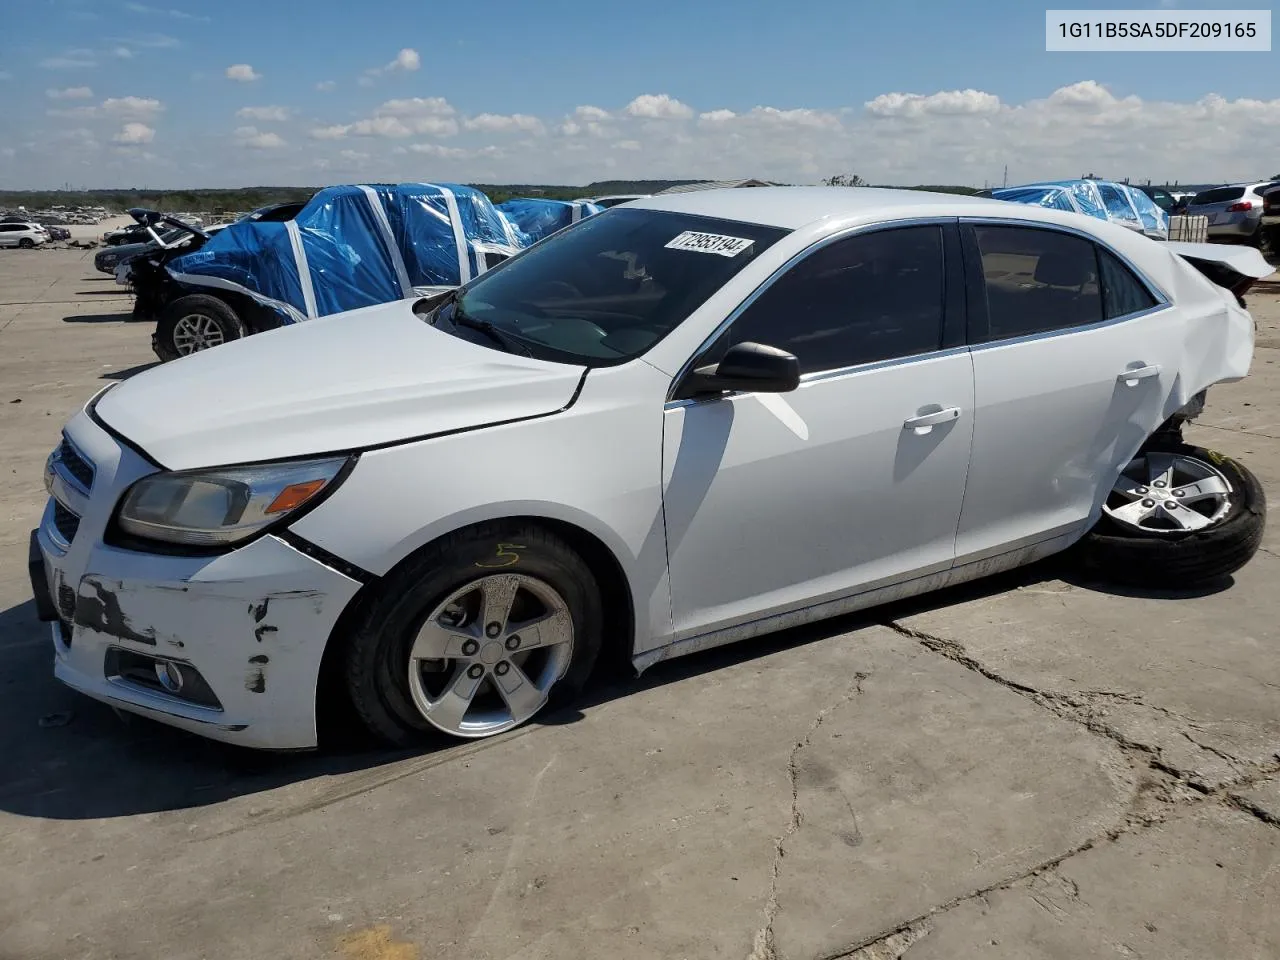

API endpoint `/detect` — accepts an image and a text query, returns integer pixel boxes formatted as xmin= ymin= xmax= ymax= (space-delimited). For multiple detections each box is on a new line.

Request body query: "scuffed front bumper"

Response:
xmin=33 ymin=405 xmax=362 ymax=750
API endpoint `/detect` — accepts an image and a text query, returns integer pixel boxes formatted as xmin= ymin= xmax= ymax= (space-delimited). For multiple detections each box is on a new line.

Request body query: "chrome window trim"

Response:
xmin=664 ymin=216 xmax=960 ymax=403
xmin=958 ymin=215 xmax=1174 ymax=337
xmin=664 ymin=345 xmax=971 ymax=409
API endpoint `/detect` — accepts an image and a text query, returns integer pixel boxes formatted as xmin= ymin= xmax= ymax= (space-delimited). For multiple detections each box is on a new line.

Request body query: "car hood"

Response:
xmin=93 ymin=299 xmax=587 ymax=471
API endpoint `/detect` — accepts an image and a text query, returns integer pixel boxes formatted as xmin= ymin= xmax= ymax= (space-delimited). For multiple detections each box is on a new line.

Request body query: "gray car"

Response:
xmin=1184 ymin=180 xmax=1280 ymax=244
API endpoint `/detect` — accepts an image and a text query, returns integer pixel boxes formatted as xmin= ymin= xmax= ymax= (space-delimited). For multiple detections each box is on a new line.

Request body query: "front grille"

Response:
xmin=57 ymin=438 xmax=95 ymax=491
xmin=52 ymin=502 xmax=80 ymax=544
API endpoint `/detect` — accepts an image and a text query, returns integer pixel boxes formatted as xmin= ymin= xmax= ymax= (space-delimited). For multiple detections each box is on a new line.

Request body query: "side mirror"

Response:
xmin=678 ymin=341 xmax=800 ymax=400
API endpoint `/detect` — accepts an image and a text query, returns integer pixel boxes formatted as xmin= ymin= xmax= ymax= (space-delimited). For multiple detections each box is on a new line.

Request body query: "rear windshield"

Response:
xmin=1191 ymin=187 xmax=1245 ymax=205
xmin=441 ymin=207 xmax=790 ymax=366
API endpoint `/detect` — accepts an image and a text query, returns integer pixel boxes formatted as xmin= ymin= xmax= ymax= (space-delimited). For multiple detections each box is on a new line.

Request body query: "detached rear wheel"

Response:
xmin=343 ymin=524 xmax=603 ymax=744
xmin=153 ymin=294 xmax=245 ymax=362
xmin=1077 ymin=444 xmax=1266 ymax=586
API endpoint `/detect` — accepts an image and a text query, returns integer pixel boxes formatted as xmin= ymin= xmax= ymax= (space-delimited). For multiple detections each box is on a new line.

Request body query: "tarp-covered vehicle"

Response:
xmin=991 ymin=179 xmax=1169 ymax=240
xmin=495 ymin=198 xmax=603 ymax=244
xmin=132 ymin=183 xmax=523 ymax=361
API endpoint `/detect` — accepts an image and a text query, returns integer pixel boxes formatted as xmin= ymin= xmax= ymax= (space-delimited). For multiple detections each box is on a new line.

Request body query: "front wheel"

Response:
xmin=342 ymin=524 xmax=603 ymax=744
xmin=153 ymin=294 xmax=245 ymax=362
xmin=1076 ymin=444 xmax=1266 ymax=586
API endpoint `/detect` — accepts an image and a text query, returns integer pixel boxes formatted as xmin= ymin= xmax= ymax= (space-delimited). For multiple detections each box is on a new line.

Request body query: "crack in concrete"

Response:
xmin=748 ymin=672 xmax=869 ymax=960
xmin=1224 ymin=790 xmax=1280 ymax=829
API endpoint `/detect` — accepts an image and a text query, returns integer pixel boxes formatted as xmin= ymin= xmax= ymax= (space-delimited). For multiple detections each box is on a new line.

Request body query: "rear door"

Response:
xmin=954 ymin=221 xmax=1181 ymax=562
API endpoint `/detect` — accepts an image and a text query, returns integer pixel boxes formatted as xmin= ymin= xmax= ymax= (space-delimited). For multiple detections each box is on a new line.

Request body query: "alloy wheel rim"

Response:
xmin=1102 ymin=452 xmax=1232 ymax=535
xmin=408 ymin=573 xmax=574 ymax=738
xmin=172 ymin=314 xmax=225 ymax=355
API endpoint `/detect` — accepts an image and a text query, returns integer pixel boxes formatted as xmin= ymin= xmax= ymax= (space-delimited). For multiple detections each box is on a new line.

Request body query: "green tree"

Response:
xmin=822 ymin=174 xmax=867 ymax=187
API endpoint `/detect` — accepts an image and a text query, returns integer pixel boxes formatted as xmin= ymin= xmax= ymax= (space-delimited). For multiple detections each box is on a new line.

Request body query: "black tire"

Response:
xmin=153 ymin=294 xmax=245 ymax=362
xmin=18 ymin=238 xmax=34 ymax=249
xmin=342 ymin=522 xmax=604 ymax=746
xmin=1075 ymin=443 xmax=1266 ymax=587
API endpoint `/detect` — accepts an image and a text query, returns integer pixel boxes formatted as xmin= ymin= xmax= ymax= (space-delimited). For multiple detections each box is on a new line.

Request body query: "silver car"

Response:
xmin=1184 ymin=180 xmax=1280 ymax=243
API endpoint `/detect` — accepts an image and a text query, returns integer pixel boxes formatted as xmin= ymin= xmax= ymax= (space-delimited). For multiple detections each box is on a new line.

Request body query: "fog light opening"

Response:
xmin=154 ymin=660 xmax=185 ymax=693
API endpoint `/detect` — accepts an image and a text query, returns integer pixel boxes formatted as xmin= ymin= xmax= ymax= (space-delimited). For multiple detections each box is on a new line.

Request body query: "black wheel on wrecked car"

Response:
xmin=153 ymin=294 xmax=245 ymax=362
xmin=18 ymin=238 xmax=34 ymax=249
xmin=341 ymin=523 xmax=604 ymax=745
xmin=1075 ymin=443 xmax=1266 ymax=587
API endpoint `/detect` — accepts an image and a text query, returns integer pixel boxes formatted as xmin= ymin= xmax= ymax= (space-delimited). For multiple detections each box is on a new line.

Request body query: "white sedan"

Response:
xmin=30 ymin=187 xmax=1270 ymax=749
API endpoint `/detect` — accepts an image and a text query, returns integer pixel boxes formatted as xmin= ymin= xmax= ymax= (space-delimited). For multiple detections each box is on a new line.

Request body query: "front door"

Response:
xmin=661 ymin=223 xmax=976 ymax=640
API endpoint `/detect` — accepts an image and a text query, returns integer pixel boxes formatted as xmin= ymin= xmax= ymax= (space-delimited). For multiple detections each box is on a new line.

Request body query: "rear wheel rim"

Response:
xmin=407 ymin=573 xmax=574 ymax=738
xmin=172 ymin=314 xmax=225 ymax=354
xmin=1103 ymin=452 xmax=1232 ymax=535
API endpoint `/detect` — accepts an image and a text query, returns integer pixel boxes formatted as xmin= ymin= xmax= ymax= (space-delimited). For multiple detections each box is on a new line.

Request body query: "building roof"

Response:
xmin=654 ymin=178 xmax=783 ymax=194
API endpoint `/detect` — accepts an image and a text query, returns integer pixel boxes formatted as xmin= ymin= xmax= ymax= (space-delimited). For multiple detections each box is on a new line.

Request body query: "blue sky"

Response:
xmin=1 ymin=0 xmax=1277 ymax=188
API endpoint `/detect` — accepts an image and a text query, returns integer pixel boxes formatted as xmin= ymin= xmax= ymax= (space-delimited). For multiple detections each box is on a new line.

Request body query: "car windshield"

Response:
xmin=438 ymin=207 xmax=790 ymax=366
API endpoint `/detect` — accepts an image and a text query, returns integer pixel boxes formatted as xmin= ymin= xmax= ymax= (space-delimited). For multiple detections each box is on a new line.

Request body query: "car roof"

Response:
xmin=624 ymin=185 xmax=1078 ymax=231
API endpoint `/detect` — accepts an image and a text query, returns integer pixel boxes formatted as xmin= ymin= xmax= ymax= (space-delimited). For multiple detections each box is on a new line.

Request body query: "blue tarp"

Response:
xmin=166 ymin=182 xmax=524 ymax=325
xmin=495 ymin=198 xmax=604 ymax=245
xmin=991 ymin=179 xmax=1169 ymax=240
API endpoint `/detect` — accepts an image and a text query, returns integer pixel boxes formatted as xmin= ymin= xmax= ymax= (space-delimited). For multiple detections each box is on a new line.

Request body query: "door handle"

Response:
xmin=1118 ymin=364 xmax=1161 ymax=385
xmin=903 ymin=406 xmax=961 ymax=433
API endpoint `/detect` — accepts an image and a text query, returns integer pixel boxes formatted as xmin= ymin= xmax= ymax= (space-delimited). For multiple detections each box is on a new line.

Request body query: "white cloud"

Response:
xmin=408 ymin=143 xmax=468 ymax=159
xmin=464 ymin=113 xmax=544 ymax=134
xmin=390 ymin=48 xmax=420 ymax=72
xmin=316 ymin=80 xmax=337 ymax=92
xmin=47 ymin=86 xmax=94 ymax=100
xmin=124 ymin=3 xmax=211 ymax=21
xmin=114 ymin=47 xmax=135 ymax=59
xmin=624 ymin=93 xmax=693 ymax=120
xmin=376 ymin=97 xmax=454 ymax=118
xmin=362 ymin=48 xmax=422 ymax=83
xmin=15 ymin=80 xmax=1280 ymax=192
xmin=40 ymin=49 xmax=97 ymax=69
xmin=103 ymin=96 xmax=164 ymax=118
xmin=237 ymin=105 xmax=290 ymax=122
xmin=234 ymin=126 xmax=287 ymax=150
xmin=310 ymin=124 xmax=350 ymax=141
xmin=315 ymin=97 xmax=460 ymax=139
xmin=113 ymin=122 xmax=155 ymax=145
xmin=865 ymin=88 xmax=1002 ymax=118
xmin=339 ymin=149 xmax=370 ymax=163
xmin=225 ymin=63 xmax=261 ymax=82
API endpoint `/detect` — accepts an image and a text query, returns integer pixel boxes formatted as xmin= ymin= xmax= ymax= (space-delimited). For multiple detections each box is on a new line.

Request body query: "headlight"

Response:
xmin=116 ymin=456 xmax=352 ymax=548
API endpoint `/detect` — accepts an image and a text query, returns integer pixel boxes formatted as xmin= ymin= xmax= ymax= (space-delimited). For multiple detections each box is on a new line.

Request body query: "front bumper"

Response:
xmin=32 ymin=408 xmax=363 ymax=749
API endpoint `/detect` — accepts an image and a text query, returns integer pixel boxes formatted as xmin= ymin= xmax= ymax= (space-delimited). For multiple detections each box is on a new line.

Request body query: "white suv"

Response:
xmin=0 ymin=223 xmax=49 ymax=248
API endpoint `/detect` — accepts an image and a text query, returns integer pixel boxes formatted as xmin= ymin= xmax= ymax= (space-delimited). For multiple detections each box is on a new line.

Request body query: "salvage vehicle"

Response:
xmin=991 ymin=179 xmax=1169 ymax=240
xmin=1184 ymin=180 xmax=1280 ymax=246
xmin=30 ymin=186 xmax=1271 ymax=750
xmin=0 ymin=223 xmax=48 ymax=248
xmin=95 ymin=220 xmax=201 ymax=275
xmin=130 ymin=183 xmax=521 ymax=362
xmin=496 ymin=197 xmax=603 ymax=243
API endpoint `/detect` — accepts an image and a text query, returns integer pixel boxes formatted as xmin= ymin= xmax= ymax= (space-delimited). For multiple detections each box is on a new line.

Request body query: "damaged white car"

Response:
xmin=30 ymin=187 xmax=1271 ymax=750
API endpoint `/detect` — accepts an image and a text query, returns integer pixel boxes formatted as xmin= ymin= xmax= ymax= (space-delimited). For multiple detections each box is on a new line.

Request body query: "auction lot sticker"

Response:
xmin=1046 ymin=9 xmax=1271 ymax=51
xmin=665 ymin=231 xmax=755 ymax=257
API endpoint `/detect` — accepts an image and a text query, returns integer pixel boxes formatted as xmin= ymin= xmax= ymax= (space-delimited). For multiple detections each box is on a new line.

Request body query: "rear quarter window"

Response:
xmin=1191 ymin=187 xmax=1245 ymax=205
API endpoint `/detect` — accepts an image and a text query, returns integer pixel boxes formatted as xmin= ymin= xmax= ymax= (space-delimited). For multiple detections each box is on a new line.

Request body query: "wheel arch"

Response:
xmin=312 ymin=511 xmax=639 ymax=744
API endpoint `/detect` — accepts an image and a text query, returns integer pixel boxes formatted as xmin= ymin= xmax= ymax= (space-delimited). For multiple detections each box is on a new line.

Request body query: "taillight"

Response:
xmin=1226 ymin=201 xmax=1254 ymax=212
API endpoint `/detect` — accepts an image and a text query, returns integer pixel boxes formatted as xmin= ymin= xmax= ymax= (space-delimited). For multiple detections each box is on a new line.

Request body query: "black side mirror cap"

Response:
xmin=678 ymin=341 xmax=801 ymax=400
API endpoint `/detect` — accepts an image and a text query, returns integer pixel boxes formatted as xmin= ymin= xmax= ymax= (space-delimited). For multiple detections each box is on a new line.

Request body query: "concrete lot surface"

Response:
xmin=0 ymin=248 xmax=1277 ymax=960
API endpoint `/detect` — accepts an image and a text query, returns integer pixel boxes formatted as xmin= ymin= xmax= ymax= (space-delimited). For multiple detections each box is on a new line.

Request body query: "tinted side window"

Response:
xmin=716 ymin=226 xmax=946 ymax=375
xmin=972 ymin=226 xmax=1102 ymax=340
xmin=1192 ymin=187 xmax=1245 ymax=205
xmin=1099 ymin=248 xmax=1158 ymax=319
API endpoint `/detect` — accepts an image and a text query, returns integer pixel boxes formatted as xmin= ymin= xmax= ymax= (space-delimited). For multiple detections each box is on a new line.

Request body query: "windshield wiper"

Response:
xmin=447 ymin=302 xmax=533 ymax=357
